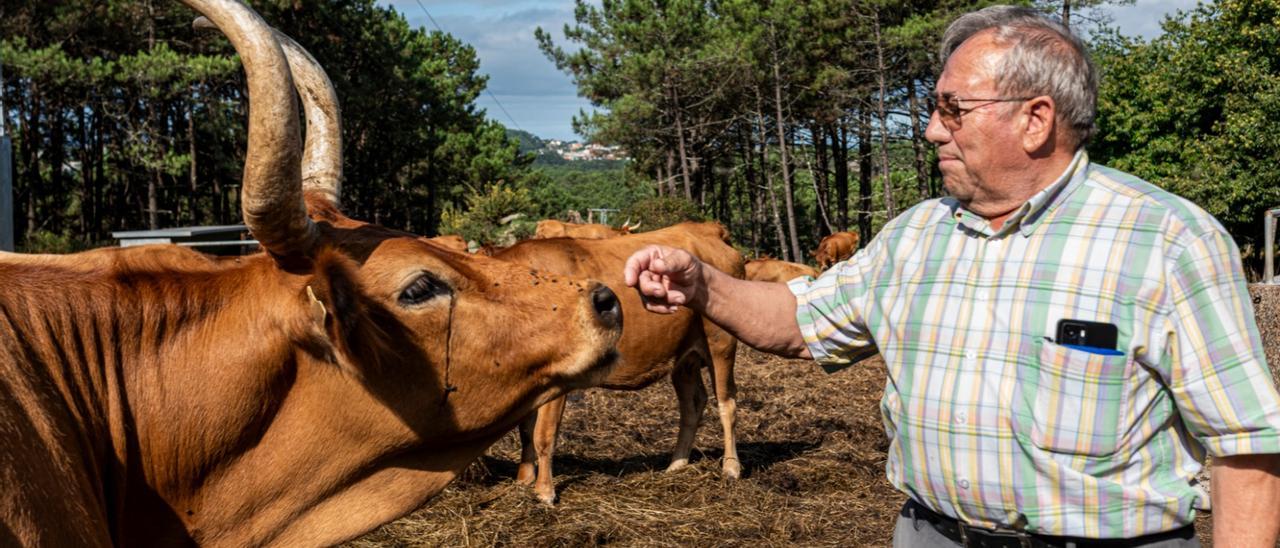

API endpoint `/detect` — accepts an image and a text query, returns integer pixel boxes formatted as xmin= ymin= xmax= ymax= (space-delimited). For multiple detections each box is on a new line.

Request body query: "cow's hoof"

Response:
xmin=536 ymin=488 xmax=558 ymax=505
xmin=515 ymin=464 xmax=535 ymax=485
xmin=722 ymin=457 xmax=741 ymax=479
xmin=666 ymin=458 xmax=689 ymax=472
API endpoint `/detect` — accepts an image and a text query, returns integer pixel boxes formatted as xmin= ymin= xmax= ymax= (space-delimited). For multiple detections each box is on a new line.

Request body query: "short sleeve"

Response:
xmin=788 ymin=245 xmax=879 ymax=368
xmin=1164 ymin=229 xmax=1280 ymax=456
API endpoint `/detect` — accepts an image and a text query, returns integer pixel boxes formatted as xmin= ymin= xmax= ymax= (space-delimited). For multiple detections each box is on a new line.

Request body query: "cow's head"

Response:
xmin=182 ymin=0 xmax=620 ymax=466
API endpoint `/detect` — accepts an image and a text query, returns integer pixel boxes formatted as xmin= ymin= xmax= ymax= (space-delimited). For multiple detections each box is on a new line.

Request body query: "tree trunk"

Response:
xmin=78 ymin=107 xmax=93 ymax=242
xmin=908 ymin=78 xmax=930 ymax=201
xmin=187 ymin=96 xmax=200 ymax=226
xmin=22 ymin=84 xmax=42 ymax=239
xmin=771 ymin=54 xmax=802 ymax=262
xmin=1062 ymin=1 xmax=1072 ymax=28
xmin=714 ymin=151 xmax=729 ymax=223
xmin=740 ymin=128 xmax=760 ymax=255
xmin=833 ymin=124 xmax=850 ymax=232
xmin=873 ymin=13 xmax=896 ymax=220
xmin=671 ymin=85 xmax=693 ymax=200
xmin=665 ymin=148 xmax=679 ymax=196
xmin=858 ymin=108 xmax=873 ymax=244
xmin=94 ymin=112 xmax=106 ymax=236
xmin=48 ymin=107 xmax=67 ymax=219
xmin=813 ymin=124 xmax=831 ymax=238
xmin=756 ymin=104 xmax=789 ymax=262
xmin=655 ymin=161 xmax=665 ymax=197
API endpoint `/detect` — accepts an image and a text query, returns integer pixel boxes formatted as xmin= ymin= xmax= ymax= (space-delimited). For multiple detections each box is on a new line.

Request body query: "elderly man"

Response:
xmin=624 ymin=5 xmax=1280 ymax=547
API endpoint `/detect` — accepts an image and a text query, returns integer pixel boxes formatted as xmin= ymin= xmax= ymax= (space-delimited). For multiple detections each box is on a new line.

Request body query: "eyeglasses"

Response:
xmin=931 ymin=92 xmax=1035 ymax=131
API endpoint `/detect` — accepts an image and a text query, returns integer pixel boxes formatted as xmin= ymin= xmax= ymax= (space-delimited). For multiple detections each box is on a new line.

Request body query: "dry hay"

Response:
xmin=346 ymin=284 xmax=1280 ymax=547
xmin=349 ymin=349 xmax=900 ymax=547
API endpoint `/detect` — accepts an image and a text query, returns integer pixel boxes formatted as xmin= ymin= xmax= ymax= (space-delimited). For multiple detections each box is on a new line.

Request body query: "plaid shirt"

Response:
xmin=789 ymin=151 xmax=1280 ymax=538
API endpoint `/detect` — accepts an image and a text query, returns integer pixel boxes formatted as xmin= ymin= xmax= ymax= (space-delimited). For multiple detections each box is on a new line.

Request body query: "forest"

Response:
xmin=3 ymin=0 xmax=1279 ymax=276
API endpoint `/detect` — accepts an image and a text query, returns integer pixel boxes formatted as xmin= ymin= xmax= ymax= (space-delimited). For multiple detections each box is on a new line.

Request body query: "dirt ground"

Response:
xmin=345 ymin=340 xmax=1243 ymax=547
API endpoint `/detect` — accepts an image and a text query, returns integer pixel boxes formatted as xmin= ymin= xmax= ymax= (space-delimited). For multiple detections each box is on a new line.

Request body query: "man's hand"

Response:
xmin=623 ymin=245 xmax=705 ymax=314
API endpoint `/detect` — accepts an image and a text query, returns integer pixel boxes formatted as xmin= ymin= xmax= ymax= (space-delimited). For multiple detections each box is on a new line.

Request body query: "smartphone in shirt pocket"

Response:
xmin=1056 ymin=318 xmax=1123 ymax=356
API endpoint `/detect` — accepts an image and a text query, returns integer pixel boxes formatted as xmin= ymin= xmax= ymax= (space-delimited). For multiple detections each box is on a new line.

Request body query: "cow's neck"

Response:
xmin=0 ymin=254 xmax=303 ymax=543
xmin=0 ymin=253 xmax=499 ymax=547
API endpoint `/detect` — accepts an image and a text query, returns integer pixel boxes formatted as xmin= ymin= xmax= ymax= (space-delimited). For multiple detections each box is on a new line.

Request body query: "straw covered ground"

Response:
xmin=349 ymin=348 xmax=902 ymax=546
xmin=350 ymin=285 xmax=1280 ymax=547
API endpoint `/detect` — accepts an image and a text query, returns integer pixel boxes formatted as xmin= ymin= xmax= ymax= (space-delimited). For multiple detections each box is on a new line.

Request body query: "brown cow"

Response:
xmin=812 ymin=231 xmax=860 ymax=270
xmin=745 ymin=258 xmax=819 ymax=284
xmin=493 ymin=222 xmax=743 ymax=503
xmin=0 ymin=3 xmax=621 ymax=546
xmin=533 ymin=219 xmax=639 ymax=239
xmin=427 ymin=234 xmax=469 ymax=252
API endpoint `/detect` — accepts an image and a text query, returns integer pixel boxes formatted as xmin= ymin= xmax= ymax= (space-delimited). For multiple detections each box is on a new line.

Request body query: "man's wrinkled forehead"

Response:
xmin=939 ymin=30 xmax=1008 ymax=94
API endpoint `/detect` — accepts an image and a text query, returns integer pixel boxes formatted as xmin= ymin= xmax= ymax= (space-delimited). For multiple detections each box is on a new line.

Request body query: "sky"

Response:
xmin=376 ymin=0 xmax=1204 ymax=142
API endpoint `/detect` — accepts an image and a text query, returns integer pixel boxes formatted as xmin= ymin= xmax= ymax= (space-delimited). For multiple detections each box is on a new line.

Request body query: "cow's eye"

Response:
xmin=399 ymin=274 xmax=451 ymax=306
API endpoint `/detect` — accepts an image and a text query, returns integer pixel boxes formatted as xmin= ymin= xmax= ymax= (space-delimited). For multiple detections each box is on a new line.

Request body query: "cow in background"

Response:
xmin=812 ymin=231 xmax=860 ymax=270
xmin=0 ymin=3 xmax=621 ymax=546
xmin=493 ymin=222 xmax=743 ymax=503
xmin=427 ymin=234 xmax=469 ymax=253
xmin=745 ymin=258 xmax=819 ymax=284
xmin=534 ymin=219 xmax=640 ymax=239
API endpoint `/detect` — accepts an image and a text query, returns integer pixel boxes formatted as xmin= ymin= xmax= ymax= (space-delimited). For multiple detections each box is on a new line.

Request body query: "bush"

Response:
xmin=438 ymin=184 xmax=538 ymax=246
xmin=619 ymin=196 xmax=704 ymax=231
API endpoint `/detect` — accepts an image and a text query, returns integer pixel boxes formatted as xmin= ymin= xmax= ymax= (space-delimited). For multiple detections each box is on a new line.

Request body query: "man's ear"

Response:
xmin=1020 ymin=95 xmax=1056 ymax=153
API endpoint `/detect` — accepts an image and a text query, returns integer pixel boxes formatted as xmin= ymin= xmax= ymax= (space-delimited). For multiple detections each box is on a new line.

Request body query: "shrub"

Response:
xmin=438 ymin=184 xmax=538 ymax=246
xmin=619 ymin=197 xmax=704 ymax=231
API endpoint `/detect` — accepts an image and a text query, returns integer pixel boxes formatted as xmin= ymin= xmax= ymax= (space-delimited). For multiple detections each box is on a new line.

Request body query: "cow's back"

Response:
xmin=745 ymin=259 xmax=818 ymax=284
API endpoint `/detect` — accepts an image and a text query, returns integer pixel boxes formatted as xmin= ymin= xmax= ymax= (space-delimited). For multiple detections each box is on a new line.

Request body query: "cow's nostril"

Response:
xmin=590 ymin=284 xmax=621 ymax=329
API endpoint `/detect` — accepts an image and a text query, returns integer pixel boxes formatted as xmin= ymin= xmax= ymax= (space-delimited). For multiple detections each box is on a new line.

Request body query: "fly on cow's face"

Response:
xmin=398 ymin=273 xmax=452 ymax=306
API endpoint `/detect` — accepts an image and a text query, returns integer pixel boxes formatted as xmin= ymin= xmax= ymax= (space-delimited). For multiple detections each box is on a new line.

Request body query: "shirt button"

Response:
xmin=976 ymin=289 xmax=990 ymax=301
xmin=958 ymin=478 xmax=970 ymax=490
xmin=965 ymin=350 xmax=976 ymax=362
xmin=956 ymin=411 xmax=968 ymax=425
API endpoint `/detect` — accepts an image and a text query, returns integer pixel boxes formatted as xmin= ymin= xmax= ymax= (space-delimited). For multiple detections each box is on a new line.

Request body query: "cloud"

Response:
xmin=376 ymin=1 xmax=598 ymax=138
xmin=380 ymin=1 xmax=584 ymax=96
xmin=1087 ymin=0 xmax=1202 ymax=39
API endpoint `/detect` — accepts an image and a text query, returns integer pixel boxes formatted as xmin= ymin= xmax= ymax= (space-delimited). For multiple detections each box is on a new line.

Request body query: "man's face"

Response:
xmin=925 ymin=32 xmax=1027 ymax=215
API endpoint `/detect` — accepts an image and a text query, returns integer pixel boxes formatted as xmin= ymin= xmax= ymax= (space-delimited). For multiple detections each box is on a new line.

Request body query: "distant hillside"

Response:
xmin=507 ymin=129 xmax=547 ymax=154
xmin=505 ymin=129 xmax=630 ymax=167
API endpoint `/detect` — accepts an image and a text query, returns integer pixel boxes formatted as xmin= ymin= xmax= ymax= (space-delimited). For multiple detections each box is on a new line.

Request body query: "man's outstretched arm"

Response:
xmin=623 ymin=245 xmax=811 ymax=359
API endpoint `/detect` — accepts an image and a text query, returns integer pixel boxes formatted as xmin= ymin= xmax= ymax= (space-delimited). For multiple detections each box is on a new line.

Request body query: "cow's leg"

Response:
xmin=667 ymin=348 xmax=708 ymax=471
xmin=704 ymin=321 xmax=741 ymax=479
xmin=532 ymin=394 xmax=568 ymax=504
xmin=516 ymin=411 xmax=538 ymax=485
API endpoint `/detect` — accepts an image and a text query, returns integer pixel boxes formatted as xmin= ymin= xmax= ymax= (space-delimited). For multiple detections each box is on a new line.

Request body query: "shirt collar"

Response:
xmin=947 ymin=150 xmax=1089 ymax=238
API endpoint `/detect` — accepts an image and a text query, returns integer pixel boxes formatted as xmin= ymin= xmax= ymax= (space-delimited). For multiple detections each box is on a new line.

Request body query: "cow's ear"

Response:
xmin=304 ymin=251 xmax=398 ymax=374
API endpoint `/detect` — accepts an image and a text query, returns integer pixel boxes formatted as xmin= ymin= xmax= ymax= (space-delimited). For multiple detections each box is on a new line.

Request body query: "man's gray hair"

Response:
xmin=940 ymin=5 xmax=1098 ymax=146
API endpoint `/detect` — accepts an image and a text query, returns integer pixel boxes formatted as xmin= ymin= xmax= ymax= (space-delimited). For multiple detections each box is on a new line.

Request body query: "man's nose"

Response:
xmin=924 ymin=108 xmax=950 ymax=145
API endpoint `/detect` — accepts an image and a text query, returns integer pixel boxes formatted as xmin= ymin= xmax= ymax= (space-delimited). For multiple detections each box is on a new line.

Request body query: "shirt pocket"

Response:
xmin=1013 ymin=338 xmax=1131 ymax=457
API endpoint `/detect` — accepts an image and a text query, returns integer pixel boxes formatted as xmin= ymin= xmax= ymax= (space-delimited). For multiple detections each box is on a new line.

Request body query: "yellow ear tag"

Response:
xmin=306 ymin=286 xmax=328 ymax=327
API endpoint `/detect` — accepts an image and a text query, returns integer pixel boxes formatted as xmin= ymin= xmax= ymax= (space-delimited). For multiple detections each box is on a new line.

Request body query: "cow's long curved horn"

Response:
xmin=273 ymin=30 xmax=343 ymax=204
xmin=183 ymin=0 xmax=315 ymax=259
xmin=194 ymin=17 xmax=343 ymax=205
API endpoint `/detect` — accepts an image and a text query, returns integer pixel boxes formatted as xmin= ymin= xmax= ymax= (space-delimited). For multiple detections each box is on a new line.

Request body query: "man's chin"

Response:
xmin=941 ymin=182 xmax=971 ymax=205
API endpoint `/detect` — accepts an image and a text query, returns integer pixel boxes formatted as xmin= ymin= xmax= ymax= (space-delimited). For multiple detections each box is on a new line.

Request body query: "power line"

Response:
xmin=411 ymin=0 xmax=526 ymax=134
